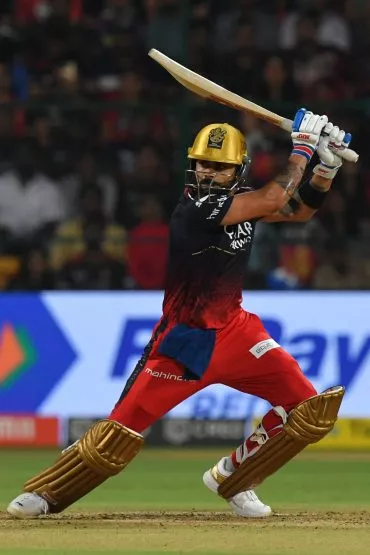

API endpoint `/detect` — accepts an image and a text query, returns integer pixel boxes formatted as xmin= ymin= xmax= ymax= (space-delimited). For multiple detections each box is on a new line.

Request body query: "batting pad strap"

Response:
xmin=218 ymin=386 xmax=344 ymax=499
xmin=23 ymin=420 xmax=144 ymax=513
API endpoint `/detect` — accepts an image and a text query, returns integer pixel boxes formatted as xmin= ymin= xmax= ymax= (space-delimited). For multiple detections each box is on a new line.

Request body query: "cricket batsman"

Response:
xmin=8 ymin=108 xmax=350 ymax=519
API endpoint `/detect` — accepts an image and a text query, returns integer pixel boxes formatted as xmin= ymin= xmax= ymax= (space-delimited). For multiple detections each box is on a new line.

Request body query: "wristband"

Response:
xmin=297 ymin=180 xmax=329 ymax=209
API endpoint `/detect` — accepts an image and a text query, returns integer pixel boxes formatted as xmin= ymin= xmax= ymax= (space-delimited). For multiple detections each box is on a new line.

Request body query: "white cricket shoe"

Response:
xmin=203 ymin=456 xmax=272 ymax=518
xmin=7 ymin=492 xmax=50 ymax=518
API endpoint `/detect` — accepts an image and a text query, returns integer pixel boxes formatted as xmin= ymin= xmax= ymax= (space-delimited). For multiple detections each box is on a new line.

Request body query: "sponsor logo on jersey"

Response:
xmin=224 ymin=221 xmax=253 ymax=250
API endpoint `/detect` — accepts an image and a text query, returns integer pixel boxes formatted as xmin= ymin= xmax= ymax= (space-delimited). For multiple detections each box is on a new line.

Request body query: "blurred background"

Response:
xmin=0 ymin=0 xmax=368 ymax=291
xmin=0 ymin=0 xmax=369 ymax=450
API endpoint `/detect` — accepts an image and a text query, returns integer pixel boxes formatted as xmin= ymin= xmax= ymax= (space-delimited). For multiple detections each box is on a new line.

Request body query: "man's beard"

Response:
xmin=198 ymin=176 xmax=232 ymax=190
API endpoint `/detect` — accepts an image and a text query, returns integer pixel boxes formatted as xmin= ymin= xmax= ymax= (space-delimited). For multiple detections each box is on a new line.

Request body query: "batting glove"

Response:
xmin=291 ymin=107 xmax=329 ymax=162
xmin=313 ymin=122 xmax=352 ymax=180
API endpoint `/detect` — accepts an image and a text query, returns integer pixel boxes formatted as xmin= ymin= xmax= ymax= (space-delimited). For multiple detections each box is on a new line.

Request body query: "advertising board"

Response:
xmin=0 ymin=292 xmax=369 ymax=421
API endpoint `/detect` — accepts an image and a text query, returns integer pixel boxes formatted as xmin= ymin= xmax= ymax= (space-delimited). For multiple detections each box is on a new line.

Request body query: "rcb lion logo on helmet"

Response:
xmin=207 ymin=127 xmax=227 ymax=149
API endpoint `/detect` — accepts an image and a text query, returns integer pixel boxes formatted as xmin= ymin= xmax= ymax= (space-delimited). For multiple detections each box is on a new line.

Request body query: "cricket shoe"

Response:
xmin=203 ymin=457 xmax=272 ymax=518
xmin=7 ymin=492 xmax=50 ymax=518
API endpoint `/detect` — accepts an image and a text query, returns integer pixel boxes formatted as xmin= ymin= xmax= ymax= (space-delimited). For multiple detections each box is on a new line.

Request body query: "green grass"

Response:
xmin=0 ymin=552 xmax=237 ymax=555
xmin=1 ymin=448 xmax=368 ymax=511
xmin=1 ymin=448 xmax=370 ymax=555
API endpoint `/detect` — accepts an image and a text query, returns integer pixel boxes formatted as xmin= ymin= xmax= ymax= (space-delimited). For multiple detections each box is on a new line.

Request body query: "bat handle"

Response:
xmin=281 ymin=118 xmax=359 ymax=164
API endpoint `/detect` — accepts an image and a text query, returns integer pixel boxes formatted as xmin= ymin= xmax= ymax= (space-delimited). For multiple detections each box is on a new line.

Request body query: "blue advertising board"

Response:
xmin=0 ymin=292 xmax=369 ymax=419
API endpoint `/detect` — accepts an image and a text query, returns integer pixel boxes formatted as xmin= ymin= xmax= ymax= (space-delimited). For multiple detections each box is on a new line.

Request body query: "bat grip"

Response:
xmin=281 ymin=118 xmax=359 ymax=164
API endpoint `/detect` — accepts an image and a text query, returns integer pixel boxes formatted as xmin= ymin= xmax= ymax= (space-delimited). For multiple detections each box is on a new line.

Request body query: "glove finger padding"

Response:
xmin=343 ymin=132 xmax=352 ymax=147
xmin=312 ymin=114 xmax=328 ymax=135
xmin=331 ymin=128 xmax=345 ymax=148
xmin=315 ymin=123 xmax=352 ymax=179
xmin=329 ymin=125 xmax=340 ymax=141
xmin=303 ymin=113 xmax=319 ymax=133
xmin=317 ymin=136 xmax=337 ymax=166
xmin=292 ymin=107 xmax=310 ymax=131
xmin=323 ymin=121 xmax=334 ymax=134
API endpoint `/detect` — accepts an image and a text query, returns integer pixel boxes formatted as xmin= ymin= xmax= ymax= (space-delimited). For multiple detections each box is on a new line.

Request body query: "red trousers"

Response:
xmin=109 ymin=310 xmax=316 ymax=433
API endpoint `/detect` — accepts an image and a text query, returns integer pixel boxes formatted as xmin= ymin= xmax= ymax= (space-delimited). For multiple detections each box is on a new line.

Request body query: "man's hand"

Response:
xmin=313 ymin=123 xmax=352 ymax=180
xmin=291 ymin=108 xmax=329 ymax=162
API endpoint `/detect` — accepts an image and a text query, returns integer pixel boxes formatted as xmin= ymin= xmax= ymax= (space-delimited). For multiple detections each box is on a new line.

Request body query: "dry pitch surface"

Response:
xmin=0 ymin=450 xmax=369 ymax=555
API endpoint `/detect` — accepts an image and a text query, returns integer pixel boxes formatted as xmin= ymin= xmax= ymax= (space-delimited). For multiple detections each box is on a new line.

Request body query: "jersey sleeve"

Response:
xmin=186 ymin=193 xmax=233 ymax=228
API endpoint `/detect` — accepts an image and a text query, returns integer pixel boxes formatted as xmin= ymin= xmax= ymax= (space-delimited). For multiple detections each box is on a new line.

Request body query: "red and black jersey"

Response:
xmin=162 ymin=189 xmax=257 ymax=329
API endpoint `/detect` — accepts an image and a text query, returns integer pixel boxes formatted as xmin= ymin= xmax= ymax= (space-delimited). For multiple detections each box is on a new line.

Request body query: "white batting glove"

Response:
xmin=313 ymin=123 xmax=352 ymax=180
xmin=291 ymin=107 xmax=329 ymax=162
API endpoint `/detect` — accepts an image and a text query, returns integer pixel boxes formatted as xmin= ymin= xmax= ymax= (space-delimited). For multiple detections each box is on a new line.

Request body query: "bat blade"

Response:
xmin=148 ymin=48 xmax=359 ymax=163
xmin=149 ymin=48 xmax=288 ymax=128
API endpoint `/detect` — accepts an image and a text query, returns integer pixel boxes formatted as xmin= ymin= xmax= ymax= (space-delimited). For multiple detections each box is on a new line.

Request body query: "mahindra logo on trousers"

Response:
xmin=145 ymin=368 xmax=184 ymax=381
xmin=111 ymin=317 xmax=370 ymax=391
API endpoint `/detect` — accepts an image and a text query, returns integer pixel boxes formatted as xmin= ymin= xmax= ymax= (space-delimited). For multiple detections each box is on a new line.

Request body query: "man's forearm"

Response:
xmin=221 ymin=156 xmax=308 ymax=224
xmin=279 ymin=171 xmax=333 ymax=218
xmin=275 ymin=154 xmax=307 ymax=197
xmin=262 ymin=154 xmax=307 ymax=212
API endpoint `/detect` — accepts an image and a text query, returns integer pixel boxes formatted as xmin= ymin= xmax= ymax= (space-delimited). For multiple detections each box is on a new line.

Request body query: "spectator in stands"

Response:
xmin=100 ymin=70 xmax=145 ymax=143
xmin=238 ymin=113 xmax=271 ymax=158
xmin=246 ymin=222 xmax=279 ymax=290
xmin=0 ymin=108 xmax=15 ymax=173
xmin=279 ymin=8 xmax=318 ymax=51
xmin=54 ymin=220 xmax=128 ymax=290
xmin=127 ymin=193 xmax=169 ymax=289
xmin=6 ymin=246 xmax=54 ymax=291
xmin=267 ymin=217 xmax=325 ymax=290
xmin=254 ymin=55 xmax=299 ymax=103
xmin=216 ymin=46 xmax=259 ymax=98
xmin=313 ymin=237 xmax=367 ymax=289
xmin=213 ymin=0 xmax=278 ymax=55
xmin=45 ymin=61 xmax=94 ymax=149
xmin=145 ymin=0 xmax=186 ymax=61
xmin=115 ymin=143 xmax=174 ymax=228
xmin=0 ymin=63 xmax=12 ymax=102
xmin=0 ymin=138 xmax=66 ymax=254
xmin=61 ymin=150 xmax=118 ymax=220
xmin=0 ymin=0 xmax=366 ymax=291
xmin=50 ymin=185 xmax=126 ymax=270
xmin=319 ymin=158 xmax=366 ymax=237
xmin=316 ymin=0 xmax=351 ymax=52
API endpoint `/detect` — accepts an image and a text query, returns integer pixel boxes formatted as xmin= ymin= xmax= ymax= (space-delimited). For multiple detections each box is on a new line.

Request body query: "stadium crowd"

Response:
xmin=0 ymin=0 xmax=369 ymax=291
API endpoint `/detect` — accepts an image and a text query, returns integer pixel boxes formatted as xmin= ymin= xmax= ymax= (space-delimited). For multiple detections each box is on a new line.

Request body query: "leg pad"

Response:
xmin=218 ymin=386 xmax=344 ymax=498
xmin=24 ymin=420 xmax=144 ymax=513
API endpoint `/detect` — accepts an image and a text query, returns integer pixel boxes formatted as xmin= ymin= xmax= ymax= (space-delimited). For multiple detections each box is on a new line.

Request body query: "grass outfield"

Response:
xmin=0 ymin=448 xmax=370 ymax=555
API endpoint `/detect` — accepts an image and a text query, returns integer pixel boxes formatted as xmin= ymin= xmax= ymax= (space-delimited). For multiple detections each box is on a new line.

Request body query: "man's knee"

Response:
xmin=280 ymin=358 xmax=317 ymax=411
xmin=109 ymin=406 xmax=156 ymax=434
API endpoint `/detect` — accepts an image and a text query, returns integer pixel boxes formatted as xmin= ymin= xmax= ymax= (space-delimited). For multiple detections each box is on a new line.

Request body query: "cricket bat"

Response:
xmin=148 ymin=48 xmax=359 ymax=163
